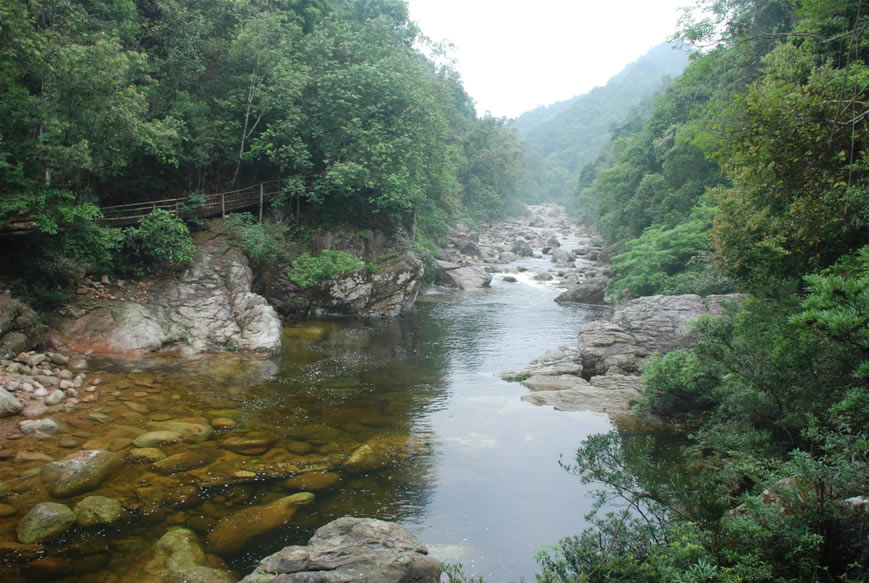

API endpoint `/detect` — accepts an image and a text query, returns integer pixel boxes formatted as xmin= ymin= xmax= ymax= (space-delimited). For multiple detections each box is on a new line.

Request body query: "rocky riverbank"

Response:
xmin=430 ymin=203 xmax=743 ymax=417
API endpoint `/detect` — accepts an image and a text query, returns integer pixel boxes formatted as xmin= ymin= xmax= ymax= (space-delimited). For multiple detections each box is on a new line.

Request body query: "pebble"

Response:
xmin=85 ymin=387 xmax=97 ymax=393
xmin=58 ymin=439 xmax=79 ymax=449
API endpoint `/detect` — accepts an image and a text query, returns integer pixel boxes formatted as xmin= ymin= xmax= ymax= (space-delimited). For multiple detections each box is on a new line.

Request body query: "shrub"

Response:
xmin=123 ymin=209 xmax=196 ymax=270
xmin=224 ymin=213 xmax=287 ymax=265
xmin=288 ymin=250 xmax=363 ymax=288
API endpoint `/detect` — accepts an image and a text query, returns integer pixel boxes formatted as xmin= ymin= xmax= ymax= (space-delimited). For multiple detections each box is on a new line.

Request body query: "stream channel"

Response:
xmin=1 ymin=236 xmax=639 ymax=583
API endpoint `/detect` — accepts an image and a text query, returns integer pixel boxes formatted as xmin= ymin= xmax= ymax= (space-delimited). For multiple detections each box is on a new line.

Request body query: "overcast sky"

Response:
xmin=406 ymin=0 xmax=690 ymax=119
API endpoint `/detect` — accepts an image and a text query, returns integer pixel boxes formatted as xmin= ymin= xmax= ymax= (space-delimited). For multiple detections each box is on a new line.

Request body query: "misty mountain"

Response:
xmin=513 ymin=43 xmax=690 ymax=202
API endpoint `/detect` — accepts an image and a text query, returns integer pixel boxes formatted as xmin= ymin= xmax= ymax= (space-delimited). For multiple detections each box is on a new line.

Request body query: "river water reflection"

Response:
xmin=1 ymin=261 xmax=615 ymax=582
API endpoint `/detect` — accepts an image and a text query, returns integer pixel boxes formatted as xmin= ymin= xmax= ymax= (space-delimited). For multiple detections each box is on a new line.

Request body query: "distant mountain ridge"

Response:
xmin=513 ymin=43 xmax=690 ymax=202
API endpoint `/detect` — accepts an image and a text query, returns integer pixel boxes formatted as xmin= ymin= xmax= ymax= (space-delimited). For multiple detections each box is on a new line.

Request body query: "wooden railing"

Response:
xmin=97 ymin=179 xmax=284 ymax=227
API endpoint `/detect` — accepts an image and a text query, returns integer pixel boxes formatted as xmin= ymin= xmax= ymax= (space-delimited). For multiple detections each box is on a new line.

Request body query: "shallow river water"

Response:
xmin=1 ymin=248 xmax=633 ymax=583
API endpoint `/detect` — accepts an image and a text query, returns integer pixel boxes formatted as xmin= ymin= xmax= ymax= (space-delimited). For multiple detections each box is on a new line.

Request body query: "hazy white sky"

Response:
xmin=406 ymin=0 xmax=690 ymax=119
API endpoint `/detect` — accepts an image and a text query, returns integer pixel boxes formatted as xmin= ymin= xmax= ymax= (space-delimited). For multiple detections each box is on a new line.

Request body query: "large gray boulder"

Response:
xmin=578 ymin=294 xmax=741 ymax=375
xmin=0 ymin=387 xmax=23 ymax=417
xmin=555 ymin=274 xmax=609 ymax=304
xmin=435 ymin=261 xmax=492 ymax=290
xmin=241 ymin=517 xmax=440 ymax=583
xmin=54 ymin=234 xmax=282 ymax=355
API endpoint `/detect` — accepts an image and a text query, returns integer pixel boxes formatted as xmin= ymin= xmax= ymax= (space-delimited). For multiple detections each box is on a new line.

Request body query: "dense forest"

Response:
xmin=535 ymin=0 xmax=869 ymax=581
xmin=513 ymin=43 xmax=690 ymax=204
xmin=0 ymin=0 xmax=523 ymax=303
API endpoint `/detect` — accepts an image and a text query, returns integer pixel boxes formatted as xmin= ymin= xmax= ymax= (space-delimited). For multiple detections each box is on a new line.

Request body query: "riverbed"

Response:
xmin=0 ymin=214 xmax=631 ymax=582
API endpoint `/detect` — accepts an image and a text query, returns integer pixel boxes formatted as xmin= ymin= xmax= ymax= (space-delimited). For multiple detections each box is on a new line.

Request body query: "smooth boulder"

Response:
xmin=40 ymin=450 xmax=121 ymax=497
xmin=17 ymin=502 xmax=75 ymax=544
xmin=240 ymin=517 xmax=440 ymax=583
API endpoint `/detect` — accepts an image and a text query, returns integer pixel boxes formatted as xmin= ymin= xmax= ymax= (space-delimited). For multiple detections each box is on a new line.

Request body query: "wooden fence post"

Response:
xmin=221 ymin=193 xmax=226 ymax=218
xmin=259 ymin=184 xmax=264 ymax=224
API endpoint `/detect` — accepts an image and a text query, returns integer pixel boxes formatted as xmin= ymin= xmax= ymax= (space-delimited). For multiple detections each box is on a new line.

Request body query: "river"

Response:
xmin=0 ymin=219 xmax=630 ymax=583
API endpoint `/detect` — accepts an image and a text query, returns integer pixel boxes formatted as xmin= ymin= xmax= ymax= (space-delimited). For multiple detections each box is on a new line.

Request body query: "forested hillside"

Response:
xmin=513 ymin=43 xmax=689 ymax=202
xmin=0 ymin=0 xmax=522 ymax=302
xmin=538 ymin=1 xmax=869 ymax=581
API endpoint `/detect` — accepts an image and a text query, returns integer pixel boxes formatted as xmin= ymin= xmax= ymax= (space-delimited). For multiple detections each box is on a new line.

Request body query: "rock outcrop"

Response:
xmin=266 ymin=229 xmax=424 ymax=319
xmin=578 ymin=294 xmax=740 ymax=376
xmin=240 ymin=517 xmax=440 ymax=583
xmin=507 ymin=294 xmax=743 ymax=414
xmin=54 ymin=234 xmax=282 ymax=355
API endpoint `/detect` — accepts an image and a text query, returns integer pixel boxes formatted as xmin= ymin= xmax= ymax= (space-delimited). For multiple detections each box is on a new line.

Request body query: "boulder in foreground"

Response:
xmin=241 ymin=516 xmax=440 ymax=583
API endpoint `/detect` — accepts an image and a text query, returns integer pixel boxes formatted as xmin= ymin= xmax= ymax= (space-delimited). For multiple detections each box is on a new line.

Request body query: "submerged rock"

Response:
xmin=143 ymin=528 xmax=234 ymax=583
xmin=219 ymin=436 xmax=274 ymax=455
xmin=240 ymin=517 xmax=440 ymax=583
xmin=207 ymin=492 xmax=315 ymax=556
xmin=40 ymin=450 xmax=121 ymax=497
xmin=152 ymin=450 xmax=219 ymax=475
xmin=73 ymin=496 xmax=126 ymax=527
xmin=343 ymin=434 xmax=409 ymax=472
xmin=17 ymin=502 xmax=75 ymax=544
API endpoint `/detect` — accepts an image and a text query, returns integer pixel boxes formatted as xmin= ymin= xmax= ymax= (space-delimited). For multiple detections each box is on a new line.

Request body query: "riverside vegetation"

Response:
xmin=531 ymin=0 xmax=869 ymax=582
xmin=0 ymin=0 xmax=868 ymax=582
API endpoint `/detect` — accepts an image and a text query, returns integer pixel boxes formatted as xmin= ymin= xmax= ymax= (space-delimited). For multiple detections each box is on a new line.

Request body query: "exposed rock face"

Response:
xmin=0 ymin=293 xmax=46 ymax=359
xmin=54 ymin=234 xmax=281 ymax=355
xmin=40 ymin=450 xmax=121 ymax=497
xmin=266 ymin=230 xmax=424 ymax=319
xmin=579 ymin=294 xmax=741 ymax=376
xmin=207 ymin=492 xmax=315 ymax=556
xmin=240 ymin=517 xmax=440 ymax=583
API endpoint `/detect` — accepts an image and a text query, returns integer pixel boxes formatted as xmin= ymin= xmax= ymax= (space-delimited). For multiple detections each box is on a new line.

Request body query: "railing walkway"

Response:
xmin=98 ymin=179 xmax=283 ymax=227
xmin=0 ymin=180 xmax=284 ymax=235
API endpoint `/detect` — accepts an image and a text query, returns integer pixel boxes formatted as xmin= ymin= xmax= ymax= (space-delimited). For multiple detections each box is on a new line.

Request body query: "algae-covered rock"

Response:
xmin=17 ymin=502 xmax=75 ymax=543
xmin=207 ymin=492 xmax=314 ymax=556
xmin=143 ymin=528 xmax=235 ymax=583
xmin=74 ymin=496 xmax=126 ymax=527
xmin=40 ymin=450 xmax=121 ymax=497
